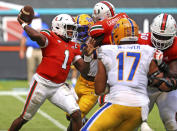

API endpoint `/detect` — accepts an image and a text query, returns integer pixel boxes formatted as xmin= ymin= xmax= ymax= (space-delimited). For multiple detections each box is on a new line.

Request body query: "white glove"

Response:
xmin=140 ymin=122 xmax=153 ymax=131
xmin=153 ymin=49 xmax=163 ymax=66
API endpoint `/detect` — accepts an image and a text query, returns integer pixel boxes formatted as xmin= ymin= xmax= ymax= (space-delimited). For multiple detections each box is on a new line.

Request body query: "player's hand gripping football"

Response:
xmin=17 ymin=5 xmax=34 ymax=25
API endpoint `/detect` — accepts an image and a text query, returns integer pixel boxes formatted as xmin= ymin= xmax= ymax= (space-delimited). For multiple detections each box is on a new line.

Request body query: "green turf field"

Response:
xmin=0 ymin=80 xmax=165 ymax=131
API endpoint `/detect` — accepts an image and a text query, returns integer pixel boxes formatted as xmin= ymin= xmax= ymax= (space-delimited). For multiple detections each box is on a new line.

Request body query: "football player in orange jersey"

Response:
xmin=138 ymin=13 xmax=177 ymax=131
xmin=8 ymin=6 xmax=96 ymax=131
xmin=90 ymin=1 xmax=129 ymax=47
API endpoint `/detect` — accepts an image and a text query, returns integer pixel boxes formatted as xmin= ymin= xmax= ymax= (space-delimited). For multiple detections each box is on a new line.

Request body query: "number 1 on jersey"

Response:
xmin=62 ymin=50 xmax=69 ymax=69
xmin=117 ymin=52 xmax=141 ymax=81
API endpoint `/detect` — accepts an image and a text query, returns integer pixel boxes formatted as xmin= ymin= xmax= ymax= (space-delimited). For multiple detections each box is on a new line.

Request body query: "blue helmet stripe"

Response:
xmin=111 ymin=32 xmax=115 ymax=45
xmin=128 ymin=18 xmax=134 ymax=36
xmin=77 ymin=15 xmax=80 ymax=24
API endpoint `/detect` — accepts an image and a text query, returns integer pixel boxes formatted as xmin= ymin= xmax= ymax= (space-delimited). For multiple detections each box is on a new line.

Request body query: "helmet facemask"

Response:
xmin=76 ymin=25 xmax=89 ymax=42
xmin=151 ymin=32 xmax=174 ymax=50
xmin=64 ymin=24 xmax=77 ymax=40
xmin=75 ymin=14 xmax=94 ymax=43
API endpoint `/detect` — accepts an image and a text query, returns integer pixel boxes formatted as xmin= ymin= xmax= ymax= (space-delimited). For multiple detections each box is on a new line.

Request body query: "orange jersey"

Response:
xmin=36 ymin=30 xmax=81 ymax=83
xmin=90 ymin=13 xmax=129 ymax=45
xmin=138 ymin=33 xmax=177 ymax=63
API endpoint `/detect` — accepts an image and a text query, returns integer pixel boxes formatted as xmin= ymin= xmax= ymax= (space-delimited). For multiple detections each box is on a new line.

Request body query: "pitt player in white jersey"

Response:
xmin=81 ymin=18 xmax=177 ymax=131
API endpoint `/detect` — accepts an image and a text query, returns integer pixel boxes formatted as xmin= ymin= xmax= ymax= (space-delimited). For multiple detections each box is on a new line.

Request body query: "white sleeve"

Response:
xmin=143 ymin=46 xmax=156 ymax=73
xmin=72 ymin=55 xmax=82 ymax=64
xmin=98 ymin=47 xmax=112 ymax=72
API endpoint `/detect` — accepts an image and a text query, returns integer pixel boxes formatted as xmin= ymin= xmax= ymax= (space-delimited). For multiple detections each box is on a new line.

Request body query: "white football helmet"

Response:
xmin=150 ymin=13 xmax=177 ymax=50
xmin=92 ymin=1 xmax=115 ymax=22
xmin=52 ymin=14 xmax=77 ymax=39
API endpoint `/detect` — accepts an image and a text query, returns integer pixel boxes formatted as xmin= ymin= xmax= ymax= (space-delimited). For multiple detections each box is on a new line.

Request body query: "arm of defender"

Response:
xmin=148 ymin=60 xmax=177 ymax=92
xmin=74 ymin=39 xmax=96 ymax=74
xmin=167 ymin=60 xmax=177 ymax=78
xmin=94 ymin=59 xmax=107 ymax=95
xmin=73 ymin=58 xmax=90 ymax=75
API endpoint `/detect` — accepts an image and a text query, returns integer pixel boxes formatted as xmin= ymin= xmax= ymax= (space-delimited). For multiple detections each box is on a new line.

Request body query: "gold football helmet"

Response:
xmin=75 ymin=14 xmax=94 ymax=42
xmin=110 ymin=18 xmax=139 ymax=45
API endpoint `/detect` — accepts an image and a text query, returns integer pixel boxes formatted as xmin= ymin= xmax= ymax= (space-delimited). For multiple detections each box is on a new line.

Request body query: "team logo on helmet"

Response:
xmin=110 ymin=18 xmax=139 ymax=45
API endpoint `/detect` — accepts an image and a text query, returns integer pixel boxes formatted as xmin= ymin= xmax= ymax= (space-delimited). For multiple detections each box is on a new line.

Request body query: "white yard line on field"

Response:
xmin=0 ymin=91 xmax=27 ymax=95
xmin=14 ymin=94 xmax=67 ymax=131
xmin=0 ymin=91 xmax=67 ymax=131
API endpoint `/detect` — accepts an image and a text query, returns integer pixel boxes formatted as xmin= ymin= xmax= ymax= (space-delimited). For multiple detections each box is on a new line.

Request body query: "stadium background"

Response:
xmin=0 ymin=0 xmax=177 ymax=80
xmin=0 ymin=0 xmax=176 ymax=131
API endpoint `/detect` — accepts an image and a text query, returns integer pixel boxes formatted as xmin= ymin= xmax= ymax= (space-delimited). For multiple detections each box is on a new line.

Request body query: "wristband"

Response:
xmin=84 ymin=55 xmax=92 ymax=62
xmin=22 ymin=23 xmax=28 ymax=29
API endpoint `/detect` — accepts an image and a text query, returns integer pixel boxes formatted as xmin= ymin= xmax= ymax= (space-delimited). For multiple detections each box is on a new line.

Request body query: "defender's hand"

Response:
xmin=154 ymin=49 xmax=163 ymax=66
xmin=84 ymin=38 xmax=97 ymax=56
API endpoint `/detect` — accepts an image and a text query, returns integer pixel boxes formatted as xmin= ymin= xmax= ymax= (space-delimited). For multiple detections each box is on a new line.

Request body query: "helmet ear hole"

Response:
xmin=98 ymin=9 xmax=100 ymax=14
xmin=116 ymin=40 xmax=119 ymax=44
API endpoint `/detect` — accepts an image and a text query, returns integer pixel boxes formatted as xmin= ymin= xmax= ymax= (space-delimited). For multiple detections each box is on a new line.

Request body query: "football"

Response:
xmin=19 ymin=5 xmax=34 ymax=24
